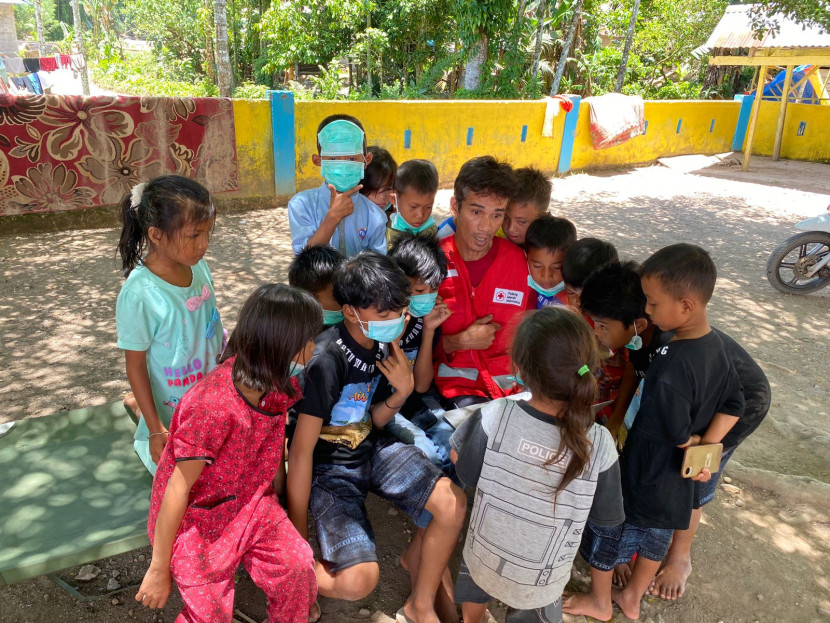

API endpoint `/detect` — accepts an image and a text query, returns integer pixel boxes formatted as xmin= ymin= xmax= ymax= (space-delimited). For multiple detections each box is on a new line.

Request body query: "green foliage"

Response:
xmin=92 ymin=51 xmax=217 ymax=97
xmin=259 ymin=0 xmax=365 ymax=72
xmin=232 ymin=81 xmax=270 ymax=99
xmin=748 ymin=0 xmax=830 ymax=35
xmin=308 ymin=62 xmax=346 ymax=100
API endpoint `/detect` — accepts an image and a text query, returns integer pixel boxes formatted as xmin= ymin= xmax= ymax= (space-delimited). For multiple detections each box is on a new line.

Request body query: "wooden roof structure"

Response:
xmin=706 ymin=5 xmax=830 ymax=170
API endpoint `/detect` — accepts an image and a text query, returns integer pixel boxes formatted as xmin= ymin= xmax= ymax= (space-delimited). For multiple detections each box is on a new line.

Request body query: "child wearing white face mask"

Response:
xmin=288 ymin=115 xmax=388 ymax=257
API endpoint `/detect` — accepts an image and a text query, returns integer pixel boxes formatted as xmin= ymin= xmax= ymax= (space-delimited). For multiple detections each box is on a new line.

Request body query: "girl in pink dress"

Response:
xmin=136 ymin=284 xmax=321 ymax=623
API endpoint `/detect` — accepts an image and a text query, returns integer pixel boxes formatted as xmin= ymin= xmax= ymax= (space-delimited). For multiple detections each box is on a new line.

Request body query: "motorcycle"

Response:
xmin=766 ymin=205 xmax=830 ymax=294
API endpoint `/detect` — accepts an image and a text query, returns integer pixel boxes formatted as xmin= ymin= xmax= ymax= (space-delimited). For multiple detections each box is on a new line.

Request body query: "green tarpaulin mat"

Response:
xmin=0 ymin=403 xmax=153 ymax=586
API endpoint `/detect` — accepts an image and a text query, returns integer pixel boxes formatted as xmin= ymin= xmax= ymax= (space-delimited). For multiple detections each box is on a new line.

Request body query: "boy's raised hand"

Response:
xmin=423 ymin=299 xmax=451 ymax=332
xmin=327 ymin=184 xmax=362 ymax=221
xmin=376 ymin=340 xmax=414 ymax=399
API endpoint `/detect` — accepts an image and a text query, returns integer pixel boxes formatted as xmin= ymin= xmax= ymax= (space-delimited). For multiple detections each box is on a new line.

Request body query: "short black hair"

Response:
xmin=524 ymin=215 xmax=577 ymax=254
xmin=316 ymin=114 xmax=367 ymax=153
xmin=512 ymin=167 xmax=552 ymax=212
xmin=562 ymin=238 xmax=619 ymax=290
xmin=361 ymin=146 xmax=397 ymax=197
xmin=333 ymin=250 xmax=411 ymax=312
xmin=288 ymin=245 xmax=345 ymax=294
xmin=639 ymin=243 xmax=717 ymax=303
xmin=219 ymin=284 xmax=321 ymax=397
xmin=395 ymin=159 xmax=439 ymax=196
xmin=453 ymin=156 xmax=515 ymax=206
xmin=580 ymin=261 xmax=646 ymax=327
xmin=389 ymin=232 xmax=448 ymax=289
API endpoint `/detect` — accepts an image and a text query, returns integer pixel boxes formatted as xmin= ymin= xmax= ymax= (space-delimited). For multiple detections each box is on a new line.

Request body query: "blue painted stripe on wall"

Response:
xmin=269 ymin=90 xmax=296 ymax=196
xmin=643 ymin=120 xmax=649 ymax=135
xmin=732 ymin=94 xmax=755 ymax=151
xmin=676 ymin=119 xmax=683 ymax=134
xmin=404 ymin=129 xmax=412 ymax=149
xmin=466 ymin=127 xmax=474 ymax=146
xmin=710 ymin=119 xmax=716 ymax=133
xmin=557 ymin=95 xmax=581 ymax=174
xmin=521 ymin=125 xmax=528 ymax=143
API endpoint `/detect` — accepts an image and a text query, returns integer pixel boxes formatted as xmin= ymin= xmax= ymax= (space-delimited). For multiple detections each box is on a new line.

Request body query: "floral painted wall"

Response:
xmin=0 ymin=94 xmax=238 ymax=215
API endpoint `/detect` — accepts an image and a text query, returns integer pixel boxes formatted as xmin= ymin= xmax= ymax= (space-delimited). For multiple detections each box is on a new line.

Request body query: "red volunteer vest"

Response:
xmin=436 ymin=236 xmax=532 ymax=400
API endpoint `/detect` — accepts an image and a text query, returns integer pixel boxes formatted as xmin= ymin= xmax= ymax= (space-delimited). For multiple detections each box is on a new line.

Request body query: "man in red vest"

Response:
xmin=436 ymin=157 xmax=532 ymax=407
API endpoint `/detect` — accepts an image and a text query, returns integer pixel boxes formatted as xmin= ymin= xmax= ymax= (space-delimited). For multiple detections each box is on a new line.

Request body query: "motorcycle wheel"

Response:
xmin=766 ymin=231 xmax=830 ymax=294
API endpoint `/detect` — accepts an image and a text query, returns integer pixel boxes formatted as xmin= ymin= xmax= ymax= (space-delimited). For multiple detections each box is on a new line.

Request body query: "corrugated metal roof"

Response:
xmin=705 ymin=4 xmax=830 ymax=51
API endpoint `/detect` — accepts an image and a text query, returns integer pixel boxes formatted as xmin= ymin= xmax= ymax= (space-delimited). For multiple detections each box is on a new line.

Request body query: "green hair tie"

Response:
xmin=577 ymin=364 xmax=590 ymax=377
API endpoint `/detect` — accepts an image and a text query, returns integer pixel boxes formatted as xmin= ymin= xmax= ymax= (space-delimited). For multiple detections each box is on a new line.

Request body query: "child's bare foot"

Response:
xmin=649 ymin=556 xmax=692 ymax=600
xmin=611 ymin=586 xmax=642 ymax=620
xmin=613 ymin=561 xmax=634 ymax=588
xmin=562 ymin=591 xmax=613 ymax=621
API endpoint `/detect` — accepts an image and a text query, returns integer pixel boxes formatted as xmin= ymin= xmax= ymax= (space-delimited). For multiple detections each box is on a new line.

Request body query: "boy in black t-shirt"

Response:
xmin=386 ymin=233 xmax=454 ymax=473
xmin=580 ymin=261 xmax=771 ymax=597
xmin=287 ymin=251 xmax=466 ymax=623
xmin=565 ymin=243 xmax=744 ymax=621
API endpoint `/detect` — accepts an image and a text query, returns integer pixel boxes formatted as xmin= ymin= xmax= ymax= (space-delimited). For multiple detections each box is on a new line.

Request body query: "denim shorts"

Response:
xmin=455 ymin=561 xmax=562 ymax=623
xmin=310 ymin=436 xmax=444 ymax=573
xmin=693 ymin=444 xmax=737 ymax=508
xmin=579 ymin=521 xmax=674 ymax=571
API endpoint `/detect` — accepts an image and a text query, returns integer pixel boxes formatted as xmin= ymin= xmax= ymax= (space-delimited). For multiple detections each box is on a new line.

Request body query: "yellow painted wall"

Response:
xmin=294 ymin=101 xmax=566 ymax=191
xmin=225 ymin=99 xmax=274 ymax=200
xmin=570 ymin=101 xmax=741 ymax=170
xmin=746 ymin=101 xmax=830 ymax=163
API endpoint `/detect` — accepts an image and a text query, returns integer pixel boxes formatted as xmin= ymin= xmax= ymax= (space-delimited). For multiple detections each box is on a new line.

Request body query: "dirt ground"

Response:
xmin=1 ymin=155 xmax=829 ymax=623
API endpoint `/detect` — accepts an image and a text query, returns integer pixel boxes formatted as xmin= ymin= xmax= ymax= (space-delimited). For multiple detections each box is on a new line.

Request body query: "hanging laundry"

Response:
xmin=28 ymin=73 xmax=43 ymax=94
xmin=39 ymin=56 xmax=58 ymax=72
xmin=37 ymin=70 xmax=54 ymax=91
xmin=70 ymin=54 xmax=85 ymax=70
xmin=10 ymin=76 xmax=33 ymax=93
xmin=5 ymin=56 xmax=25 ymax=74
xmin=59 ymin=54 xmax=72 ymax=69
xmin=23 ymin=57 xmax=41 ymax=73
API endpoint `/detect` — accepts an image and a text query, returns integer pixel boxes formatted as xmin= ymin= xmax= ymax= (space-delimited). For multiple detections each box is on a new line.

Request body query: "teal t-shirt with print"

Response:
xmin=116 ymin=259 xmax=224 ymax=474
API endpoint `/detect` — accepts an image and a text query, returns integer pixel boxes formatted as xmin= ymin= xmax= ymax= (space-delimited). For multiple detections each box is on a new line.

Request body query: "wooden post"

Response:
xmin=773 ymin=65 xmax=793 ymax=161
xmin=742 ymin=64 xmax=768 ymax=172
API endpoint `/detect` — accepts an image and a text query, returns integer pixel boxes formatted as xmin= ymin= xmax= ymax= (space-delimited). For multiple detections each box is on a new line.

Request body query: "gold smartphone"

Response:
xmin=681 ymin=443 xmax=723 ymax=478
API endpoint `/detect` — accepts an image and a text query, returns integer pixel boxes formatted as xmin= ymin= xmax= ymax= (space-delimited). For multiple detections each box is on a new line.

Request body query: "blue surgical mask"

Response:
xmin=354 ymin=309 xmax=407 ymax=343
xmin=527 ymin=274 xmax=565 ymax=298
xmin=507 ymin=372 xmax=524 ymax=386
xmin=390 ymin=212 xmax=436 ymax=234
xmin=625 ymin=324 xmax=643 ymax=351
xmin=408 ymin=292 xmax=438 ymax=317
xmin=321 ymin=160 xmax=365 ymax=192
xmin=289 ymin=361 xmax=305 ymax=377
xmin=323 ymin=309 xmax=344 ymax=326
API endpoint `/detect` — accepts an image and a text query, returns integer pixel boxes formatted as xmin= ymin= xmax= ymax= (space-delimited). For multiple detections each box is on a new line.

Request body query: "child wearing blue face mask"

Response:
xmin=288 ymin=251 xmax=466 ymax=623
xmin=524 ymin=215 xmax=577 ymax=309
xmin=386 ymin=232 xmax=455 ymax=474
xmin=288 ymin=115 xmax=388 ymax=257
xmin=387 ymin=159 xmax=440 ymax=248
xmin=288 ymin=244 xmax=347 ymax=330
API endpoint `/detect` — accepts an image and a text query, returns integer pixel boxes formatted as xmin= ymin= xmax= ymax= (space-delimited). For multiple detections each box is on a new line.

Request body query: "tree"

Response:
xmin=453 ymin=0 xmax=515 ymax=92
xmin=213 ymin=0 xmax=233 ymax=96
xmin=551 ymin=0 xmax=582 ymax=95
xmin=615 ymin=0 xmax=639 ymax=92
xmin=749 ymin=0 xmax=830 ymax=35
